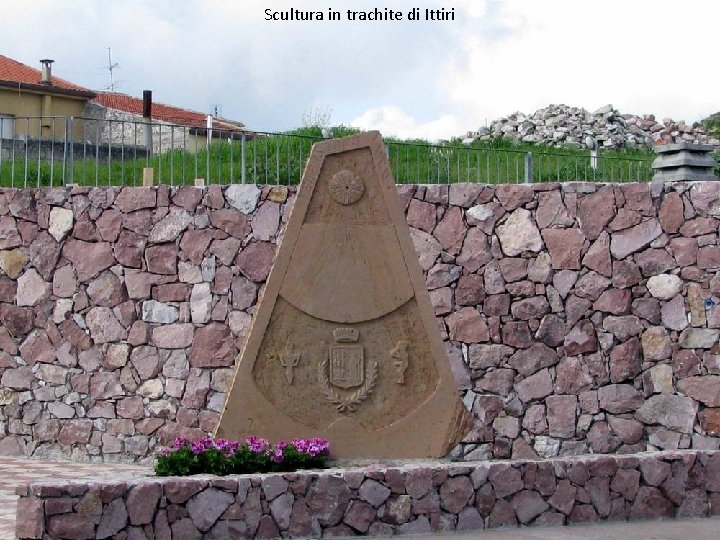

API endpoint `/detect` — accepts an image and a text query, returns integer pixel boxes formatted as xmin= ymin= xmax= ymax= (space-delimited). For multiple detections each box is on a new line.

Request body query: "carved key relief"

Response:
xmin=391 ymin=340 xmax=410 ymax=384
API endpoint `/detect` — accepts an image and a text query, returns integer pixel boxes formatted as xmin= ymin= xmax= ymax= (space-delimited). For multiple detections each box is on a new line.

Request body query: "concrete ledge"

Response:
xmin=15 ymin=450 xmax=720 ymax=539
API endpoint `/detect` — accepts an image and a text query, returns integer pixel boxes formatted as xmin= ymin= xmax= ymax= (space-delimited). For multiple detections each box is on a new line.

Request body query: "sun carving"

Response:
xmin=329 ymin=169 xmax=365 ymax=205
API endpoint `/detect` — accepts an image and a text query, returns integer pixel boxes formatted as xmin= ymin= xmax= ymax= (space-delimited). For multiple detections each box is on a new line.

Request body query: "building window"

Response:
xmin=0 ymin=114 xmax=13 ymax=140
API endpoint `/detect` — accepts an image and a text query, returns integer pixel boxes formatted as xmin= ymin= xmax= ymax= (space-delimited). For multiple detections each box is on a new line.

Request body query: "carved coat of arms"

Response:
xmin=320 ymin=327 xmax=377 ymax=412
xmin=329 ymin=346 xmax=364 ymax=388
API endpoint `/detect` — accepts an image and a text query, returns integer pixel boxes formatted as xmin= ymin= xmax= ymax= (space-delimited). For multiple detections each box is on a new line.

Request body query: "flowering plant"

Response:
xmin=155 ymin=435 xmax=330 ymax=476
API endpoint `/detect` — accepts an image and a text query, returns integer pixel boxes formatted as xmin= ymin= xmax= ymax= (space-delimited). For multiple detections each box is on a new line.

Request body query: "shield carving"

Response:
xmin=329 ymin=346 xmax=364 ymax=388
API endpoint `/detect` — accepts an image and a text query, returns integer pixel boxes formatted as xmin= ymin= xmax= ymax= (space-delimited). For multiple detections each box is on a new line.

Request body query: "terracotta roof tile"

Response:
xmin=0 ymin=55 xmax=245 ymax=130
xmin=93 ymin=92 xmax=245 ymax=131
xmin=0 ymin=55 xmax=92 ymax=93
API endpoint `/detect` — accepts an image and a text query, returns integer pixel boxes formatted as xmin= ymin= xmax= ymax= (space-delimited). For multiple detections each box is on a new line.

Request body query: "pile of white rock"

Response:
xmin=462 ymin=104 xmax=720 ymax=150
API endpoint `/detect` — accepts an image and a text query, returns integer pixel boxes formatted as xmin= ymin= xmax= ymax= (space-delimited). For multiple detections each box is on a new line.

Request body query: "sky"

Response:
xmin=2 ymin=0 xmax=719 ymax=140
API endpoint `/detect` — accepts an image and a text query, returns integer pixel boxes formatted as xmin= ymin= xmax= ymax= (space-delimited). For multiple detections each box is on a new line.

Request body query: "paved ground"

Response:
xmin=0 ymin=457 xmax=717 ymax=539
xmin=0 ymin=456 xmax=149 ymax=540
xmin=396 ymin=517 xmax=720 ymax=540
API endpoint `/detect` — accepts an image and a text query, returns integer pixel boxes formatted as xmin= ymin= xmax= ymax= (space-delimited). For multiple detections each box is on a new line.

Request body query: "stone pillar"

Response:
xmin=652 ymin=142 xmax=718 ymax=182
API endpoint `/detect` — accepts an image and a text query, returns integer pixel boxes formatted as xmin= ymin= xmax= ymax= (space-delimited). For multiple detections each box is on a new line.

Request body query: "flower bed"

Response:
xmin=156 ymin=436 xmax=330 ymax=476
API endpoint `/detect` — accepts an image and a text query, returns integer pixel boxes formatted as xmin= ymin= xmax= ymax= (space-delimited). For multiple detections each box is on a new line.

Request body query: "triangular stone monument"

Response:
xmin=216 ymin=132 xmax=471 ymax=458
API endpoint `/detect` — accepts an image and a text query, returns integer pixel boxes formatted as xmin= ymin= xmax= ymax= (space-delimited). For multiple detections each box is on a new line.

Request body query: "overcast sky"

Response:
xmin=2 ymin=0 xmax=719 ymax=139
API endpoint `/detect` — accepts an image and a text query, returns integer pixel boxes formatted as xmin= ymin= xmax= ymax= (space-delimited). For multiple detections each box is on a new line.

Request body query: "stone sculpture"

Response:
xmin=216 ymin=131 xmax=471 ymax=457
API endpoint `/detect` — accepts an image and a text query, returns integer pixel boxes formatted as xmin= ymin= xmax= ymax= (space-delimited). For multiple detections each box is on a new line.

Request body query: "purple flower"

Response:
xmin=200 ymin=436 xmax=213 ymax=449
xmin=246 ymin=436 xmax=269 ymax=453
xmin=213 ymin=438 xmax=241 ymax=457
xmin=160 ymin=448 xmax=171 ymax=457
xmin=291 ymin=438 xmax=308 ymax=452
xmin=311 ymin=438 xmax=330 ymax=454
xmin=213 ymin=438 xmax=230 ymax=450
xmin=172 ymin=436 xmax=188 ymax=450
xmin=190 ymin=441 xmax=205 ymax=455
xmin=225 ymin=441 xmax=240 ymax=456
xmin=272 ymin=446 xmax=284 ymax=463
xmin=291 ymin=437 xmax=329 ymax=457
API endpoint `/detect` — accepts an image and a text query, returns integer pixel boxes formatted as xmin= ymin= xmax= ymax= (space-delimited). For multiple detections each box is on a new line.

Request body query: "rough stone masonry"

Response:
xmin=1 ymin=180 xmax=720 ymax=463
xmin=15 ymin=451 xmax=720 ymax=539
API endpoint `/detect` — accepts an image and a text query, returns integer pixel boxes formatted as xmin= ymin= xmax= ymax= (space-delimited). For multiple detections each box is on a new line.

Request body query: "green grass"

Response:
xmin=0 ymin=125 xmax=693 ymax=188
xmin=385 ymin=135 xmax=655 ymax=184
xmin=697 ymin=111 xmax=720 ymax=139
xmin=0 ymin=132 xmax=323 ymax=188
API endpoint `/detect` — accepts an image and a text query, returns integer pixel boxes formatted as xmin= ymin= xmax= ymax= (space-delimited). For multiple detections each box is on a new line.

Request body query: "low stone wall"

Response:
xmin=1 ymin=182 xmax=720 ymax=462
xmin=0 ymin=138 xmax=148 ymax=165
xmin=15 ymin=450 xmax=720 ymax=539
xmin=82 ymin=103 xmax=193 ymax=155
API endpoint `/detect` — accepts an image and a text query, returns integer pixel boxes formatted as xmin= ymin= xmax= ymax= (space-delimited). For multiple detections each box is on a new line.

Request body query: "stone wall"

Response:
xmin=82 ymin=103 xmax=194 ymax=155
xmin=0 ymin=138 xmax=148 ymax=166
xmin=1 ymin=181 xmax=720 ymax=463
xmin=15 ymin=450 xmax=720 ymax=539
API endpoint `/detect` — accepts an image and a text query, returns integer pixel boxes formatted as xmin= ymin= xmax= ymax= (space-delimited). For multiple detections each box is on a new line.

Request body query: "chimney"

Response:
xmin=143 ymin=90 xmax=153 ymax=157
xmin=40 ymin=59 xmax=54 ymax=84
xmin=142 ymin=90 xmax=153 ymax=119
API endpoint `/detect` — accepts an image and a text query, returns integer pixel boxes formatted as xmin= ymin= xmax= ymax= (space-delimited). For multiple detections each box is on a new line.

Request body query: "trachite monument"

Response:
xmin=217 ymin=132 xmax=470 ymax=457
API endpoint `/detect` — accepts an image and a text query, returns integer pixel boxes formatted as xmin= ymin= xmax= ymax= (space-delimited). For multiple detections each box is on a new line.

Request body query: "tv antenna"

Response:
xmin=106 ymin=47 xmax=120 ymax=91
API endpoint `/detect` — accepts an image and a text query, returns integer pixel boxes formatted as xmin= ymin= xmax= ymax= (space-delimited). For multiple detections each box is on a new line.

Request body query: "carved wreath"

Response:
xmin=319 ymin=358 xmax=377 ymax=413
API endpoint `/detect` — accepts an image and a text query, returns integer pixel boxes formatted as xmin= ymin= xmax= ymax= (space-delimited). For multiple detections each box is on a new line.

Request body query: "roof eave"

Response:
xmin=189 ymin=126 xmax=256 ymax=138
xmin=0 ymin=80 xmax=96 ymax=100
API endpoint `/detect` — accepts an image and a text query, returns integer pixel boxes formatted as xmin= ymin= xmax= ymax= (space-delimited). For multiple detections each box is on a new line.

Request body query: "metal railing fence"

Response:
xmin=0 ymin=115 xmax=657 ymax=188
xmin=385 ymin=140 xmax=654 ymax=185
